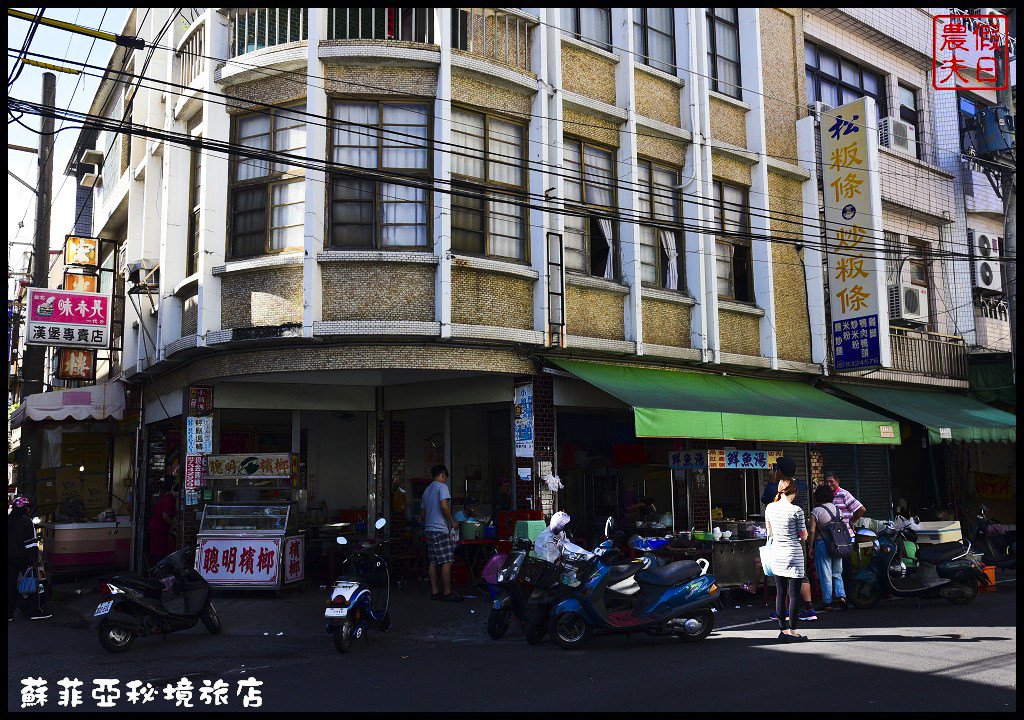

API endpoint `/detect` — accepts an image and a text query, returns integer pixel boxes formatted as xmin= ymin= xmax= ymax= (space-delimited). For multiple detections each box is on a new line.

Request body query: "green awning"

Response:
xmin=832 ymin=383 xmax=1016 ymax=444
xmin=551 ymin=359 xmax=901 ymax=444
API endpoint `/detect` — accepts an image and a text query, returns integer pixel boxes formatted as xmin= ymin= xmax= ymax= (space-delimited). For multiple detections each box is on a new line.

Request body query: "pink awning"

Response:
xmin=10 ymin=382 xmax=126 ymax=428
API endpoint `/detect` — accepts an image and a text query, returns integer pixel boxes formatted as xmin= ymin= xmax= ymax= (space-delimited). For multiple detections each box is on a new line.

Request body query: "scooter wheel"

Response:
xmin=525 ymin=609 xmax=548 ymax=645
xmin=200 ymin=602 xmax=222 ymax=634
xmin=848 ymin=580 xmax=880 ymax=609
xmin=675 ymin=608 xmax=715 ymax=642
xmin=947 ymin=579 xmax=979 ymax=605
xmin=487 ymin=607 xmax=511 ymax=640
xmin=98 ymin=622 xmax=135 ymax=653
xmin=548 ymin=611 xmax=591 ymax=650
xmin=333 ymin=620 xmax=354 ymax=653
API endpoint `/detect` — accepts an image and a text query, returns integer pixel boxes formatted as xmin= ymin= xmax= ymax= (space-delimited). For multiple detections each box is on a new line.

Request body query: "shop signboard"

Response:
xmin=25 ymin=287 xmax=112 ymax=349
xmin=197 ymin=537 xmax=281 ymax=585
xmin=57 ymin=347 xmax=96 ymax=381
xmin=283 ymin=535 xmax=305 ymax=583
xmin=186 ymin=416 xmax=213 ymax=454
xmin=63 ymin=271 xmax=97 ymax=293
xmin=189 ymin=386 xmax=213 ymax=416
xmin=820 ymin=96 xmax=889 ymax=372
xmin=184 ymin=453 xmax=207 ymax=490
xmin=206 ymin=453 xmax=291 ymax=479
xmin=64 ymin=235 xmax=98 ymax=267
xmin=513 ymin=381 xmax=534 ymax=458
xmin=669 ymin=451 xmax=708 ymax=469
xmin=697 ymin=449 xmax=783 ymax=470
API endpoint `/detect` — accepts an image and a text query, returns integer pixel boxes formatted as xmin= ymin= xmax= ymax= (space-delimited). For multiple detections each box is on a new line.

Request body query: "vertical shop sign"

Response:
xmin=283 ymin=536 xmax=305 ymax=583
xmin=25 ymin=287 xmax=112 ymax=348
xmin=820 ymin=96 xmax=889 ymax=372
xmin=56 ymin=348 xmax=97 ymax=381
xmin=189 ymin=386 xmax=213 ymax=416
xmin=187 ymin=416 xmax=213 ymax=454
xmin=513 ymin=380 xmax=534 ymax=458
xmin=185 ymin=454 xmax=207 ymax=491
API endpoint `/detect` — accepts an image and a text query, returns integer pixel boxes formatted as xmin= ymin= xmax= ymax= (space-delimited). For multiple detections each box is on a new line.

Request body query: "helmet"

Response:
xmin=549 ymin=511 xmax=570 ymax=532
xmin=12 ymin=496 xmax=30 ymax=508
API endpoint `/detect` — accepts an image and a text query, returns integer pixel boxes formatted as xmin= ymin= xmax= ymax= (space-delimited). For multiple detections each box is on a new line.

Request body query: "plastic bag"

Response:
xmin=758 ymin=539 xmax=774 ymax=577
xmin=534 ymin=528 xmax=563 ymax=563
xmin=18 ymin=567 xmax=38 ymax=596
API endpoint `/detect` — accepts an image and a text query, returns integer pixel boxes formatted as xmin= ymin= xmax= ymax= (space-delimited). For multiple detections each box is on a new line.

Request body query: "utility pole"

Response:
xmin=18 ymin=71 xmax=56 ymax=500
xmin=994 ymin=9 xmax=1016 ymax=370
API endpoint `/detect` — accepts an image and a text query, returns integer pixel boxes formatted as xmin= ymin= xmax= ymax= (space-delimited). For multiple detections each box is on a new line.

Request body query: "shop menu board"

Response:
xmin=206 ymin=454 xmax=291 ymax=479
xmin=198 ymin=537 xmax=280 ymax=585
xmin=670 ymin=449 xmax=783 ymax=470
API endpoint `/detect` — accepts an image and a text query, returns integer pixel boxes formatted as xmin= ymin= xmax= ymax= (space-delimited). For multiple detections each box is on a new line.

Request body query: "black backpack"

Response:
xmin=818 ymin=504 xmax=853 ymax=559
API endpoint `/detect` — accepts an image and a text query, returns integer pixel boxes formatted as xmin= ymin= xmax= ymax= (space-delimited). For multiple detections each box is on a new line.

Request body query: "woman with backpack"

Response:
xmin=809 ymin=485 xmax=849 ymax=611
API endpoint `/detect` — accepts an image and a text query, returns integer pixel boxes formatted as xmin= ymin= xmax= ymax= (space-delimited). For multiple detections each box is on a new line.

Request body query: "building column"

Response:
xmin=303 ymin=9 xmax=328 ymax=338
xmin=435 ymin=9 xmax=453 ymax=339
xmin=367 ymin=387 xmax=385 ymax=537
xmin=693 ymin=10 xmax=719 ymax=363
xmin=530 ymin=8 xmax=552 ymax=340
xmin=796 ymin=116 xmax=828 ymax=368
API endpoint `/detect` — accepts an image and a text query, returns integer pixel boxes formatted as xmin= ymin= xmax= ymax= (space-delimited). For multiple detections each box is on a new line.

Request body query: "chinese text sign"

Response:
xmin=25 ymin=287 xmax=112 ymax=349
xmin=933 ymin=14 xmax=1010 ymax=91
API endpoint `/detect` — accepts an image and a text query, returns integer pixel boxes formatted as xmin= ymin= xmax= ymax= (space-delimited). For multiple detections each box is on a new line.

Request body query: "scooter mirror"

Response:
xmin=604 ymin=516 xmax=614 ymax=538
xmin=32 ymin=517 xmax=41 ymax=525
xmin=336 ymin=536 xmax=348 ymax=545
xmin=375 ymin=518 xmax=387 ymax=530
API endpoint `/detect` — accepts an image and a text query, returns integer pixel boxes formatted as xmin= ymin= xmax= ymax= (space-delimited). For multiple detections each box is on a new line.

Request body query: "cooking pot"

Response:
xmin=459 ymin=521 xmax=484 ymax=540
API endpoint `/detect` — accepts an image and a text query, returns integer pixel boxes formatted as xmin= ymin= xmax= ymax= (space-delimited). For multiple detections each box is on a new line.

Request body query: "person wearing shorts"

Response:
xmin=421 ymin=464 xmax=462 ymax=602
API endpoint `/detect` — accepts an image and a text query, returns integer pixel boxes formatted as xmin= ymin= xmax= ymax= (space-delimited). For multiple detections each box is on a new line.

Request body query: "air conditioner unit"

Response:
xmin=810 ymin=100 xmax=835 ymax=123
xmin=972 ymin=232 xmax=1002 ymax=292
xmin=888 ymin=283 xmax=928 ymax=325
xmin=879 ymin=116 xmax=917 ymax=157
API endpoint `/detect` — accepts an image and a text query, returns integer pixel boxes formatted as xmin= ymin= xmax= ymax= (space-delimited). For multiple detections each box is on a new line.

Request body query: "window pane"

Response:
xmin=804 ymin=43 xmax=816 ymax=67
xmin=489 ymin=193 xmax=525 ymax=260
xmin=381 ymin=103 xmax=429 ymax=169
xmin=560 ymin=8 xmax=577 ymax=34
xmin=633 ymin=18 xmax=645 ymax=59
xmin=452 ymin=191 xmax=485 ymax=254
xmin=819 ymin=50 xmax=838 ymax=78
xmin=273 ymin=104 xmax=306 ymax=174
xmin=649 ymin=31 xmax=675 ymax=73
xmin=381 ymin=183 xmax=427 ymax=247
xmin=236 ymin=113 xmax=271 ymax=180
xmin=862 ymin=71 xmax=880 ymax=97
xmin=648 ymin=7 xmax=672 ymax=33
xmin=712 ymin=182 xmax=722 ymax=229
xmin=452 ymin=109 xmax=485 ymax=179
xmin=639 ymin=225 xmax=657 ymax=284
xmin=841 ymin=86 xmax=860 ymax=106
xmin=716 ymin=57 xmax=740 ymax=98
xmin=714 ymin=8 xmax=737 ymax=22
xmin=330 ymin=178 xmax=374 ymax=247
xmin=819 ymin=80 xmax=839 ymax=107
xmin=806 ymin=71 xmax=817 ymax=104
xmin=716 ymin=241 xmax=733 ymax=297
xmin=722 ymin=185 xmax=746 ymax=232
xmin=652 ymin=167 xmax=678 ymax=222
xmin=231 ymin=186 xmax=267 ymax=256
xmin=714 ymin=22 xmax=739 ymax=62
xmin=563 ymin=215 xmax=586 ymax=272
xmin=270 ymin=181 xmax=304 ymax=251
xmin=333 ymin=102 xmax=379 ymax=167
xmin=899 ymin=85 xmax=916 ymax=110
xmin=580 ymin=8 xmax=610 ymax=48
xmin=563 ymin=141 xmax=582 ymax=202
xmin=583 ymin=145 xmax=613 ymax=206
xmin=840 ymin=60 xmax=859 ymax=85
xmin=488 ymin=119 xmax=524 ymax=186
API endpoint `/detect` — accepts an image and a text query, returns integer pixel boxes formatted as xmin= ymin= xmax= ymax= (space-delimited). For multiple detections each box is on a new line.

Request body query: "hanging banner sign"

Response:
xmin=184 ymin=453 xmax=208 ymax=490
xmin=671 ymin=449 xmax=784 ymax=470
xmin=57 ymin=347 xmax=97 ymax=381
xmin=513 ymin=381 xmax=534 ymax=458
xmin=64 ymin=235 xmax=99 ymax=267
xmin=206 ymin=453 xmax=292 ymax=479
xmin=25 ymin=287 xmax=112 ymax=348
xmin=186 ymin=416 xmax=213 ymax=454
xmin=189 ymin=386 xmax=214 ymax=416
xmin=63 ymin=271 xmax=98 ymax=293
xmin=820 ymin=97 xmax=890 ymax=372
xmin=283 ymin=535 xmax=305 ymax=583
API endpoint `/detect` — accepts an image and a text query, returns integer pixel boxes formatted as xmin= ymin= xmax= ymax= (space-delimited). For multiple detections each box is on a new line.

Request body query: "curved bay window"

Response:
xmin=712 ymin=181 xmax=753 ymax=302
xmin=637 ymin=160 xmax=683 ymax=291
xmin=451 ymin=107 xmax=528 ymax=261
xmin=229 ymin=104 xmax=307 ymax=258
xmin=329 ymin=100 xmax=430 ymax=249
xmin=805 ymin=42 xmax=886 ymax=120
xmin=563 ymin=138 xmax=617 ymax=279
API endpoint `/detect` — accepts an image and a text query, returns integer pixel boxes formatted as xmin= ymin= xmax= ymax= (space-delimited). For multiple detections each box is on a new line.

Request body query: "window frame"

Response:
xmin=326 ymin=98 xmax=433 ymax=252
xmin=636 ymin=158 xmax=684 ymax=291
xmin=633 ymin=8 xmax=676 ymax=75
xmin=560 ymin=8 xmax=612 ymax=52
xmin=186 ymin=142 xmax=202 ymax=276
xmin=706 ymin=8 xmax=742 ymax=100
xmin=907 ymin=237 xmax=930 ymax=289
xmin=227 ymin=102 xmax=308 ymax=259
xmin=804 ymin=42 xmax=887 ymax=120
xmin=711 ymin=180 xmax=753 ymax=303
xmin=562 ymin=136 xmax=619 ymax=279
xmin=897 ymin=84 xmax=921 ymax=160
xmin=450 ymin=105 xmax=530 ymax=262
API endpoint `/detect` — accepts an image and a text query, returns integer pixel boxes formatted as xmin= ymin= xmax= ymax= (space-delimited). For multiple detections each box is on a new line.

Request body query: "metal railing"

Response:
xmin=179 ymin=21 xmax=206 ymax=85
xmin=228 ymin=8 xmax=308 ymax=58
xmin=452 ymin=8 xmax=533 ymax=72
xmin=328 ymin=8 xmax=434 ymax=43
xmin=888 ymin=327 xmax=968 ymax=380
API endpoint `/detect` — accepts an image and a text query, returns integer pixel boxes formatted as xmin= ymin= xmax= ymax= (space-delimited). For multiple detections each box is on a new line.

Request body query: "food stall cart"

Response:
xmin=195 ymin=453 xmax=305 ymax=590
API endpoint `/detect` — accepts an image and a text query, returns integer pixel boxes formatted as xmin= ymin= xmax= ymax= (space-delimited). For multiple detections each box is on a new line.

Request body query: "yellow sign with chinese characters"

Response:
xmin=819 ymin=97 xmax=889 ymax=372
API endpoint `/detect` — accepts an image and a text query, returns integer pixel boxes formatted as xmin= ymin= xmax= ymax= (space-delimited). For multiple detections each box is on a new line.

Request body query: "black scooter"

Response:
xmin=488 ymin=537 xmax=559 ymax=641
xmin=971 ymin=504 xmax=1016 ymax=569
xmin=93 ymin=548 xmax=221 ymax=653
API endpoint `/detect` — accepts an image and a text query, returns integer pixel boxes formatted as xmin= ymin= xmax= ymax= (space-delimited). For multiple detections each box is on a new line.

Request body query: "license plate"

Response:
xmin=324 ymin=608 xmax=348 ymax=618
xmin=94 ymin=601 xmax=113 ymax=617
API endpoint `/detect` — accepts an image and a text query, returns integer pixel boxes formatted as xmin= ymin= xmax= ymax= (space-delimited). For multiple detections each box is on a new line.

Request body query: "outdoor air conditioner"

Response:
xmin=879 ymin=116 xmax=917 ymax=157
xmin=972 ymin=231 xmax=1002 ymax=292
xmin=888 ymin=283 xmax=929 ymax=325
xmin=810 ymin=100 xmax=835 ymax=123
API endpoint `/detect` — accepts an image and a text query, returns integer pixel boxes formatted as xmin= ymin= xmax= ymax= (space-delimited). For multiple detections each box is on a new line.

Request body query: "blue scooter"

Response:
xmin=324 ymin=518 xmax=391 ymax=653
xmin=547 ymin=518 xmax=720 ymax=649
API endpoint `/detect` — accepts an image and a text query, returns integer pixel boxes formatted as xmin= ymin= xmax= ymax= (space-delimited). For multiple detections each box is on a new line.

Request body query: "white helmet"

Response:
xmin=549 ymin=511 xmax=570 ymax=532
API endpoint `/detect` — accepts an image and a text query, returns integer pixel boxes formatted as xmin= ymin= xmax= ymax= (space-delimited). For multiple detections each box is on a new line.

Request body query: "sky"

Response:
xmin=7 ymin=8 xmax=128 ymax=299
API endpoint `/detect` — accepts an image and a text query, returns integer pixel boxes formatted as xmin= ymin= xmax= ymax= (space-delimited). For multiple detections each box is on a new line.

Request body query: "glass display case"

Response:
xmin=198 ymin=504 xmax=291 ymax=535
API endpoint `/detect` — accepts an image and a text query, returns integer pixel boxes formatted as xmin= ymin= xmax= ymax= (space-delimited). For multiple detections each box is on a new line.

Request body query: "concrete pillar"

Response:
xmin=530 ymin=8 xmax=551 ymax=338
xmin=544 ymin=10 xmax=567 ymax=347
xmin=693 ymin=10 xmax=719 ymax=362
xmin=796 ymin=116 xmax=828 ymax=368
xmin=303 ymin=8 xmax=328 ymax=338
xmin=435 ymin=9 xmax=453 ymax=338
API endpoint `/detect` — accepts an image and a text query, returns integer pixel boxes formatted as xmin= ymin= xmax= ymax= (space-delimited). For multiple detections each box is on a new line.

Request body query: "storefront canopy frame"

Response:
xmin=830 ymin=383 xmax=1016 ymax=444
xmin=10 ymin=381 xmax=126 ymax=429
xmin=550 ymin=359 xmax=901 ymax=445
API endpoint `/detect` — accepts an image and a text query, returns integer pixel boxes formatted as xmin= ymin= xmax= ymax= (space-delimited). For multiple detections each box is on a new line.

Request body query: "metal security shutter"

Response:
xmin=821 ymin=444 xmax=857 ymax=494
xmin=854 ymin=445 xmax=892 ymax=521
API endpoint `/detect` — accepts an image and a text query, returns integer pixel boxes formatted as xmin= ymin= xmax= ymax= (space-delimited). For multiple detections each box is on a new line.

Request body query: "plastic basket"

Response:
xmin=514 ymin=520 xmax=546 ymax=544
xmin=520 ymin=556 xmax=560 ymax=589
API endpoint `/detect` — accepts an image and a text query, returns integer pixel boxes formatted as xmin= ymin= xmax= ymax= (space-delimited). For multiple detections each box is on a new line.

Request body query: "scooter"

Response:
xmin=488 ymin=536 xmax=557 ymax=641
xmin=324 ymin=518 xmax=391 ymax=653
xmin=547 ymin=518 xmax=719 ymax=649
xmin=971 ymin=504 xmax=1016 ymax=569
xmin=847 ymin=516 xmax=990 ymax=609
xmin=94 ymin=547 xmax=220 ymax=653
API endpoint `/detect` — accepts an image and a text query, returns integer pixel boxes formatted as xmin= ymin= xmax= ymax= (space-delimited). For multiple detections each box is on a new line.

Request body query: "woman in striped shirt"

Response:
xmin=765 ymin=479 xmax=809 ymax=641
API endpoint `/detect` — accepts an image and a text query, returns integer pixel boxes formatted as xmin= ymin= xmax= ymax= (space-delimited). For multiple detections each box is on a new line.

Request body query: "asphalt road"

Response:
xmin=8 ymin=577 xmax=1017 ymax=712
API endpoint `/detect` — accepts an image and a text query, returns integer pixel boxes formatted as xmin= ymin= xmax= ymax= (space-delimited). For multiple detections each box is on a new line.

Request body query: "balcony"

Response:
xmin=888 ymin=327 xmax=968 ymax=381
xmin=227 ymin=8 xmax=308 ymax=58
xmin=452 ymin=8 xmax=535 ymax=74
xmin=327 ymin=8 xmax=434 ymax=44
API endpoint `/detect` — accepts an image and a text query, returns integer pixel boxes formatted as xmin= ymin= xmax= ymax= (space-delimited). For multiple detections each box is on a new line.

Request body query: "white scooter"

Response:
xmin=324 ymin=518 xmax=391 ymax=653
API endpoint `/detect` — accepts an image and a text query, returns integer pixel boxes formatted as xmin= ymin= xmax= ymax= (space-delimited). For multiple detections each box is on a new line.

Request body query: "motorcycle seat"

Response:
xmin=606 ymin=562 xmax=645 ymax=584
xmin=113 ymin=576 xmax=165 ymax=592
xmin=636 ymin=560 xmax=702 ymax=586
xmin=916 ymin=541 xmax=966 ymax=565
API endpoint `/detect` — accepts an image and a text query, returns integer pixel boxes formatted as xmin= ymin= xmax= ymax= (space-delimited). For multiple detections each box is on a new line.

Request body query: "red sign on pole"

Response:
xmin=185 ymin=454 xmax=207 ymax=490
xmin=189 ymin=386 xmax=213 ymax=416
